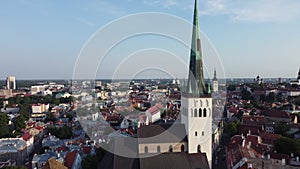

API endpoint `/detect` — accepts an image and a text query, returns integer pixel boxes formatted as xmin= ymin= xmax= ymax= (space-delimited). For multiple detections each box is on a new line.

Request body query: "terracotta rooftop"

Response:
xmin=262 ymin=109 xmax=291 ymax=119
xmin=64 ymin=151 xmax=78 ymax=169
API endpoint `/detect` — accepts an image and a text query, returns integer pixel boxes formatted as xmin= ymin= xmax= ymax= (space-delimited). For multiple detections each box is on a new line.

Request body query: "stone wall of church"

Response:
xmin=139 ymin=142 xmax=187 ymax=154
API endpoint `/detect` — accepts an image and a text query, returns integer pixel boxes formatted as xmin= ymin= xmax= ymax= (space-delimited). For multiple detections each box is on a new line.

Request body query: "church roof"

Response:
xmin=137 ymin=123 xmax=187 ymax=144
xmin=98 ymin=152 xmax=209 ymax=169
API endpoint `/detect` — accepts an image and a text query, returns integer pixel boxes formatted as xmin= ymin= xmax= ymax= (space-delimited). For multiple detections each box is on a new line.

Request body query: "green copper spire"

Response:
xmin=186 ymin=0 xmax=207 ymax=97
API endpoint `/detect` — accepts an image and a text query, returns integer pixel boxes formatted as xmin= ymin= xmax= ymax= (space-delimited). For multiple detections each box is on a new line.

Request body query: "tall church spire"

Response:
xmin=213 ymin=68 xmax=217 ymax=81
xmin=186 ymin=0 xmax=207 ymax=97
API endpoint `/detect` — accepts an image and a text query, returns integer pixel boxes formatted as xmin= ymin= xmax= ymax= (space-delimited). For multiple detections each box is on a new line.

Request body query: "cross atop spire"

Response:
xmin=186 ymin=0 xmax=208 ymax=97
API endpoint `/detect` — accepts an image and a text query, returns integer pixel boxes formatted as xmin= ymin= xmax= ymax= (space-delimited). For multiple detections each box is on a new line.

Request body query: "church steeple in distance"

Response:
xmin=213 ymin=68 xmax=217 ymax=81
xmin=186 ymin=0 xmax=207 ymax=97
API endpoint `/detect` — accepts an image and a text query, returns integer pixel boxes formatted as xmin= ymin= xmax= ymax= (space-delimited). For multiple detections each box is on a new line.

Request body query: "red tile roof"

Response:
xmin=22 ymin=133 xmax=32 ymax=141
xmin=64 ymin=151 xmax=78 ymax=169
xmin=242 ymin=115 xmax=265 ymax=125
xmin=56 ymin=145 xmax=69 ymax=152
xmin=259 ymin=132 xmax=282 ymax=144
xmin=147 ymin=106 xmax=160 ymax=115
xmin=263 ymin=110 xmax=291 ymax=119
xmin=82 ymin=146 xmax=92 ymax=155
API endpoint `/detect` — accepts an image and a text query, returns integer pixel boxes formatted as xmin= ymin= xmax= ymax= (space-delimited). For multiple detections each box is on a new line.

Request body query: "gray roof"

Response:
xmin=98 ymin=152 xmax=209 ymax=169
xmin=137 ymin=123 xmax=187 ymax=144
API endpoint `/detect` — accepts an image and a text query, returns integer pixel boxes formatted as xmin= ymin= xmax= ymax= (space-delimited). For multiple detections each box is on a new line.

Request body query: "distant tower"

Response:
xmin=297 ymin=68 xmax=300 ymax=80
xmin=212 ymin=69 xmax=218 ymax=92
xmin=181 ymin=0 xmax=212 ymax=168
xmin=6 ymin=76 xmax=16 ymax=90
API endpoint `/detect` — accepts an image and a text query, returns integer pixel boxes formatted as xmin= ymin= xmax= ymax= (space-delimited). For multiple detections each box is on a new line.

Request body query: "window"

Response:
xmin=199 ymin=108 xmax=202 ymax=117
xmin=195 ymin=131 xmax=198 ymax=136
xmin=157 ymin=146 xmax=161 ymax=153
xmin=169 ymin=145 xmax=173 ymax=152
xmin=194 ymin=109 xmax=197 ymax=117
xmin=181 ymin=145 xmax=185 ymax=152
xmin=144 ymin=146 xmax=148 ymax=153
xmin=203 ymin=108 xmax=207 ymax=117
xmin=197 ymin=145 xmax=201 ymax=152
xmin=202 ymin=131 xmax=204 ymax=136
xmin=200 ymin=100 xmax=203 ymax=107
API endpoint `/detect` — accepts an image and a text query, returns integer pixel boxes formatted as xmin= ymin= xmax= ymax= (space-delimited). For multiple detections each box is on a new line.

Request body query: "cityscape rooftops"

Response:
xmin=0 ymin=138 xmax=27 ymax=153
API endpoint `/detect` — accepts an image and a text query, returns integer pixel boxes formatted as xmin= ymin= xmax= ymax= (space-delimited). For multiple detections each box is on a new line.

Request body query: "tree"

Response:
xmin=46 ymin=112 xmax=56 ymax=123
xmin=82 ymin=148 xmax=106 ymax=169
xmin=224 ymin=120 xmax=240 ymax=137
xmin=0 ymin=113 xmax=10 ymax=138
xmin=274 ymin=137 xmax=300 ymax=156
xmin=0 ymin=113 xmax=9 ymax=125
xmin=259 ymin=94 xmax=266 ymax=102
xmin=227 ymin=85 xmax=236 ymax=91
xmin=58 ymin=125 xmax=72 ymax=139
xmin=266 ymin=92 xmax=277 ymax=103
xmin=12 ymin=115 xmax=26 ymax=132
xmin=275 ymin=121 xmax=291 ymax=136
xmin=241 ymin=89 xmax=252 ymax=100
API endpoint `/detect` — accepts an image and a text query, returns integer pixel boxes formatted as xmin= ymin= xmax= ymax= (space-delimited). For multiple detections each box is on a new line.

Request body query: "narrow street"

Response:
xmin=213 ymin=134 xmax=230 ymax=169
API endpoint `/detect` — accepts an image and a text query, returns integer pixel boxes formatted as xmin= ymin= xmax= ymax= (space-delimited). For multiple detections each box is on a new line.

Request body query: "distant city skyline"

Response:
xmin=1 ymin=0 xmax=300 ymax=80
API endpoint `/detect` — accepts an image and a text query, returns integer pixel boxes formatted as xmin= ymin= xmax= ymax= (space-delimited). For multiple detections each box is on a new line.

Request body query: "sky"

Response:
xmin=1 ymin=0 xmax=300 ymax=80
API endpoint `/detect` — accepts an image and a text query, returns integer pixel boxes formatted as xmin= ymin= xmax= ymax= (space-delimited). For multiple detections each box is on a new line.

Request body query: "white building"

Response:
xmin=31 ymin=85 xmax=45 ymax=95
xmin=145 ymin=105 xmax=161 ymax=123
xmin=6 ymin=76 xmax=16 ymax=90
xmin=32 ymin=104 xmax=49 ymax=114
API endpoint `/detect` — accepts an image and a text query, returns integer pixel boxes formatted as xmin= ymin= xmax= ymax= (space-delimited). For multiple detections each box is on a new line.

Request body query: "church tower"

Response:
xmin=212 ymin=69 xmax=218 ymax=93
xmin=181 ymin=0 xmax=212 ymax=168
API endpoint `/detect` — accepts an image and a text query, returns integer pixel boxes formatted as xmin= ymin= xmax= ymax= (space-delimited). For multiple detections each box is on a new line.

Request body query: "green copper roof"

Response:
xmin=186 ymin=0 xmax=207 ymax=97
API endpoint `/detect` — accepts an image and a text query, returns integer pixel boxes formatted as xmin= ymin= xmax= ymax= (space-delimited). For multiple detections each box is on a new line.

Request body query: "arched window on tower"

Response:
xmin=195 ymin=131 xmax=198 ymax=136
xmin=197 ymin=145 xmax=201 ymax=152
xmin=199 ymin=108 xmax=202 ymax=117
xmin=194 ymin=109 xmax=197 ymax=117
xmin=203 ymin=108 xmax=207 ymax=117
xmin=144 ymin=146 xmax=148 ymax=153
